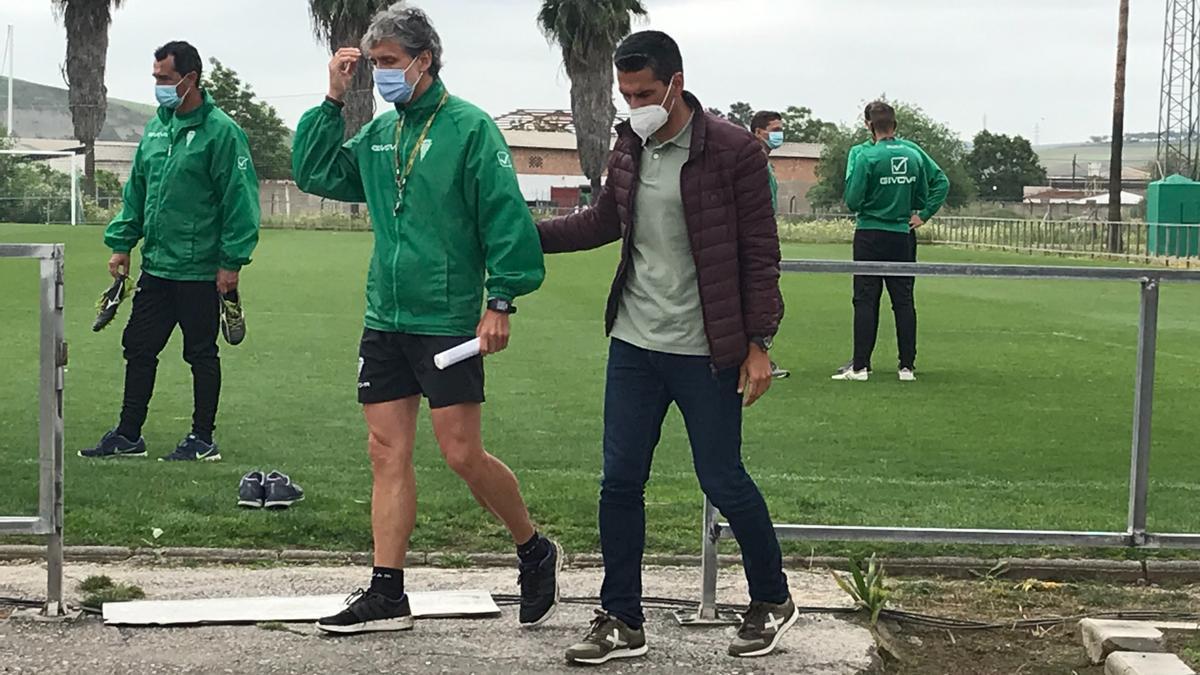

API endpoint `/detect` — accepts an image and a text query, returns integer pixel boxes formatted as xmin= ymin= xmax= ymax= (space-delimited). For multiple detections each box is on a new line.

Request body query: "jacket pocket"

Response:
xmin=391 ymin=247 xmax=449 ymax=318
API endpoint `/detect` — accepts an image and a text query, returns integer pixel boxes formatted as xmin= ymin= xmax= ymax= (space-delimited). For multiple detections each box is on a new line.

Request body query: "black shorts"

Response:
xmin=357 ymin=329 xmax=485 ymax=408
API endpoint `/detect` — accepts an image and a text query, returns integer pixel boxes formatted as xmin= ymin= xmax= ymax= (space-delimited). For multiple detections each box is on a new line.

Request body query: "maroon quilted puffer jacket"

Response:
xmin=536 ymin=92 xmax=783 ymax=370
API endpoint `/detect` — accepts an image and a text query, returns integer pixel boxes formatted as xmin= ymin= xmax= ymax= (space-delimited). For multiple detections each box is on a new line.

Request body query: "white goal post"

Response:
xmin=0 ymin=149 xmax=81 ymax=225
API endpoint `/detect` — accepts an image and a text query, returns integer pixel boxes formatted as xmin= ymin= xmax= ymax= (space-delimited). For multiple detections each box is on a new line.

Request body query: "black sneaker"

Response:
xmin=518 ymin=538 xmax=562 ymax=627
xmin=728 ymin=596 xmax=799 ymax=658
xmin=564 ymin=610 xmax=648 ymax=665
xmin=263 ymin=471 xmax=304 ymax=509
xmin=770 ymin=361 xmax=791 ymax=379
xmin=317 ymin=589 xmax=413 ymax=634
xmin=159 ymin=434 xmax=221 ymax=462
xmin=93 ymin=275 xmax=130 ymax=333
xmin=79 ymin=429 xmax=146 ymax=459
xmin=220 ymin=291 xmax=245 ymax=346
xmin=237 ymin=471 xmax=266 ymax=508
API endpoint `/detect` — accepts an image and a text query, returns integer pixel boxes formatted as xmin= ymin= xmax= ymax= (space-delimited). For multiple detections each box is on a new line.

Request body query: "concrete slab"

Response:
xmin=1081 ymin=618 xmax=1166 ymax=665
xmin=1105 ymin=651 xmax=1196 ymax=675
xmin=0 ymin=561 xmax=876 ymax=674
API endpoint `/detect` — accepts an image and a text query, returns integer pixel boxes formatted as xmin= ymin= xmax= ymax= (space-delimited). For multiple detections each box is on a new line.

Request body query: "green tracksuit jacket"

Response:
xmin=105 ymin=91 xmax=261 ymax=281
xmin=292 ymin=79 xmax=545 ymax=335
xmin=846 ymin=138 xmax=947 ymax=233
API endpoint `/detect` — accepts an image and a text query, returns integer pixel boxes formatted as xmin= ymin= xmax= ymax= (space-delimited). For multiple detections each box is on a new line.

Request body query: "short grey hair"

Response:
xmin=361 ymin=2 xmax=444 ymax=77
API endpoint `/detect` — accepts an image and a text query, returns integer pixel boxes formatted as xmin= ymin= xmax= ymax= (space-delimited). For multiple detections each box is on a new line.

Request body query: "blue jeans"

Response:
xmin=599 ymin=339 xmax=789 ymax=629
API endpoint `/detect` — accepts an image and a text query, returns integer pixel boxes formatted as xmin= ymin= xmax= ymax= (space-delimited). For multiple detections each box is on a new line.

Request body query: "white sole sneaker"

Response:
xmin=569 ymin=644 xmax=650 ymax=665
xmin=316 ymin=615 xmax=415 ymax=634
xmin=831 ymin=370 xmax=869 ymax=381
xmin=899 ymin=370 xmax=916 ymax=382
xmin=733 ymin=606 xmax=801 ymax=658
xmin=521 ymin=540 xmax=564 ymax=629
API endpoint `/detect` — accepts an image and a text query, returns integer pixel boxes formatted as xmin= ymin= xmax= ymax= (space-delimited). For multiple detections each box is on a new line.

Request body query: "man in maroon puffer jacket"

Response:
xmin=538 ymin=30 xmax=796 ymax=665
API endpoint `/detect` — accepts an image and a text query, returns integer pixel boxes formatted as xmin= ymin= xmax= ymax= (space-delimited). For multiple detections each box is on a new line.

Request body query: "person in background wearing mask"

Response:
xmin=292 ymin=2 xmax=560 ymax=635
xmin=538 ymin=30 xmax=796 ymax=664
xmin=833 ymin=100 xmax=948 ymax=382
xmin=750 ymin=110 xmax=790 ymax=380
xmin=82 ymin=41 xmax=259 ymax=462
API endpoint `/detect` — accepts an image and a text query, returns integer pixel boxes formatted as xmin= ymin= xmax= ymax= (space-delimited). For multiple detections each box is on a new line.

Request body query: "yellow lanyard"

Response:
xmin=393 ymin=90 xmax=449 ymax=214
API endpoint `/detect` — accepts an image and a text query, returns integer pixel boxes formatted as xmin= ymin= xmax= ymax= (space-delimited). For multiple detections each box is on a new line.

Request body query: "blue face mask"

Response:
xmin=767 ymin=131 xmax=785 ymax=150
xmin=155 ymin=78 xmax=191 ymax=110
xmin=375 ymin=58 xmax=421 ymax=104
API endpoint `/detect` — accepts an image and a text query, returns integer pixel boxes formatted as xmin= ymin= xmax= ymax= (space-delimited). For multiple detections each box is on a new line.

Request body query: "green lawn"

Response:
xmin=1 ymin=223 xmax=1199 ymax=559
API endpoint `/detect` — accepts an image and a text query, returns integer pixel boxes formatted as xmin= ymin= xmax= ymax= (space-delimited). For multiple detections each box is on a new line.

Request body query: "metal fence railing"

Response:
xmin=924 ymin=217 xmax=1200 ymax=264
xmin=0 ymin=244 xmax=66 ymax=616
xmin=678 ymin=259 xmax=1200 ymax=626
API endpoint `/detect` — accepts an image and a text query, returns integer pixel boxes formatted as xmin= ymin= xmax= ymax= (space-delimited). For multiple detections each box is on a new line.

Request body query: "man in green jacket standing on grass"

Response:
xmin=81 ymin=41 xmax=260 ymax=463
xmin=291 ymin=1 xmax=560 ymax=636
xmin=833 ymin=100 xmax=948 ymax=383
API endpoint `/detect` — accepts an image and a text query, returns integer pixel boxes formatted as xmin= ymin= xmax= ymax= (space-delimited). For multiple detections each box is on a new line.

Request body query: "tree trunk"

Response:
xmin=1107 ymin=0 xmax=1129 ymax=252
xmin=567 ymin=53 xmax=616 ymax=204
xmin=84 ymin=140 xmax=95 ymax=198
xmin=63 ymin=0 xmax=113 ymax=200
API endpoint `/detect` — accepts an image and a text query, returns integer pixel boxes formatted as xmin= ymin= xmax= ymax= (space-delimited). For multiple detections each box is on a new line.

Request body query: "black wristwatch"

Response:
xmin=487 ymin=298 xmax=517 ymax=314
xmin=750 ymin=336 xmax=773 ymax=352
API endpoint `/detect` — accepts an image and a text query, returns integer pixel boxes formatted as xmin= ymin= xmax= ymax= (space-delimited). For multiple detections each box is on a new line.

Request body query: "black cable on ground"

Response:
xmin=0 ymin=596 xmax=43 ymax=609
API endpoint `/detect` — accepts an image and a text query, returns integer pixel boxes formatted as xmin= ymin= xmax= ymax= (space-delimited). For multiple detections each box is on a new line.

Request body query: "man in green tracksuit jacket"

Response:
xmin=833 ymin=100 xmax=948 ymax=382
xmin=82 ymin=41 xmax=260 ymax=463
xmin=291 ymin=2 xmax=559 ymax=636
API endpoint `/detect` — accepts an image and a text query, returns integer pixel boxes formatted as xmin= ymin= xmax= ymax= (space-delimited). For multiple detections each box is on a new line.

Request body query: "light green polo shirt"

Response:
xmin=611 ymin=114 xmax=709 ymax=356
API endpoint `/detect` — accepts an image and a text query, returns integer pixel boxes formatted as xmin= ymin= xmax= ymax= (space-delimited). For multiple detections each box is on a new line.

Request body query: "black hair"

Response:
xmin=865 ymin=100 xmax=896 ymax=133
xmin=154 ymin=41 xmax=203 ymax=81
xmin=614 ymin=30 xmax=683 ymax=85
xmin=751 ymin=110 xmax=782 ymax=133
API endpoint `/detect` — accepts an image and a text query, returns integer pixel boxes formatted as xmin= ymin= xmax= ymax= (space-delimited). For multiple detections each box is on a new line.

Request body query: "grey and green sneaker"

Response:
xmin=160 ymin=434 xmax=221 ymax=462
xmin=564 ymin=611 xmax=648 ymax=665
xmin=220 ymin=291 xmax=245 ymax=346
xmin=728 ymin=596 xmax=799 ymax=658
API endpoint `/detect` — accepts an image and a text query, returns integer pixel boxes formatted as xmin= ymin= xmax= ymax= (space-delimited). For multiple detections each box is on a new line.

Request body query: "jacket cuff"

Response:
xmin=321 ymin=98 xmax=345 ymax=114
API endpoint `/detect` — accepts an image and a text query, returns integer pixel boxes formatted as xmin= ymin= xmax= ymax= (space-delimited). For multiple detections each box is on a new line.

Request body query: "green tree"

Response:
xmin=967 ymin=130 xmax=1046 ymax=201
xmin=810 ymin=100 xmax=976 ymax=210
xmin=726 ymin=101 xmax=754 ymax=129
xmin=308 ymin=0 xmax=393 ymax=140
xmin=203 ymin=59 xmax=292 ymax=180
xmin=52 ymin=0 xmax=127 ymax=198
xmin=781 ymin=105 xmax=834 ymax=143
xmin=538 ymin=0 xmax=648 ymax=197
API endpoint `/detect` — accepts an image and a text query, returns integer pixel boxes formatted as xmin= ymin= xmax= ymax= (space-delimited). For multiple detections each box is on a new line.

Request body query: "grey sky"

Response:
xmin=1 ymin=0 xmax=1166 ymax=145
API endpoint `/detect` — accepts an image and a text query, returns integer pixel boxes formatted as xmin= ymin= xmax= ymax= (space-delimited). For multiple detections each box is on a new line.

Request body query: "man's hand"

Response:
xmin=216 ymin=269 xmax=239 ymax=295
xmin=328 ymin=47 xmax=361 ymax=102
xmin=909 ymin=214 xmax=925 ymax=230
xmin=476 ymin=310 xmax=511 ymax=356
xmin=738 ymin=343 xmax=774 ymax=408
xmin=108 ymin=252 xmax=130 ymax=279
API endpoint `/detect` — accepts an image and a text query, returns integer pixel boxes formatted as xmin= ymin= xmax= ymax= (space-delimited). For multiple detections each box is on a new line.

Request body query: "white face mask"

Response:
xmin=629 ymin=78 xmax=677 ymax=144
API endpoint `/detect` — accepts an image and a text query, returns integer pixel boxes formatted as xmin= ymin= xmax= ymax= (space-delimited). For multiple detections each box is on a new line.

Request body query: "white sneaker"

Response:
xmin=831 ymin=368 xmax=869 ymax=381
xmin=898 ymin=368 xmax=916 ymax=382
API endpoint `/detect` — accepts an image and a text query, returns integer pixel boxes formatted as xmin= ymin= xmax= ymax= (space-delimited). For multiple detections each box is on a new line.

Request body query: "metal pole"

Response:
xmin=1126 ymin=278 xmax=1159 ymax=545
xmin=69 ymin=155 xmax=78 ymax=225
xmin=675 ymin=497 xmax=736 ymax=625
xmin=5 ymin=25 xmax=12 ymax=137
xmin=39 ymin=247 xmax=65 ymax=615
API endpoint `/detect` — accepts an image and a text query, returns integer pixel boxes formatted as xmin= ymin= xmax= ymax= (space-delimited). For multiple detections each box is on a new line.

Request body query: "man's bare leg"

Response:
xmin=365 ymin=396 xmax=420 ymax=568
xmin=431 ymin=403 xmax=534 ymax=544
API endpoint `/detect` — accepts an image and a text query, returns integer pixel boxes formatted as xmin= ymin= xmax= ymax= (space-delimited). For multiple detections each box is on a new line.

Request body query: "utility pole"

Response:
xmin=1108 ymin=0 xmax=1129 ymax=251
xmin=5 ymin=25 xmax=12 ymax=137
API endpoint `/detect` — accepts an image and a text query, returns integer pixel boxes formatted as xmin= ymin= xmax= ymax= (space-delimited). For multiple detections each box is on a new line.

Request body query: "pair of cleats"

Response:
xmin=238 ymin=471 xmax=305 ymax=509
xmin=316 ymin=539 xmax=564 ymax=635
xmin=91 ymin=276 xmax=246 ymax=347
xmin=565 ymin=597 xmax=799 ymax=665
xmin=79 ymin=430 xmax=220 ymax=462
xmin=830 ymin=361 xmax=916 ymax=382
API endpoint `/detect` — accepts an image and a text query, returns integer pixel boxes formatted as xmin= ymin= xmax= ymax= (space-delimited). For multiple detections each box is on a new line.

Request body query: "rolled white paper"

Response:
xmin=434 ymin=337 xmax=482 ymax=370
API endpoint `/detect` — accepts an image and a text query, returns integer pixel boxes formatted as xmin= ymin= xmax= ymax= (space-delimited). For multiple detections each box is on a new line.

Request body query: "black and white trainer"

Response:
xmin=518 ymin=538 xmax=562 ymax=627
xmin=220 ymin=290 xmax=246 ymax=346
xmin=79 ymin=429 xmax=146 ymax=459
xmin=263 ymin=471 xmax=305 ymax=509
xmin=159 ymin=434 xmax=221 ymax=462
xmin=317 ymin=589 xmax=413 ymax=634
xmin=770 ymin=361 xmax=791 ymax=379
xmin=728 ymin=596 xmax=800 ymax=658
xmin=237 ymin=471 xmax=266 ymax=508
xmin=564 ymin=610 xmax=648 ymax=665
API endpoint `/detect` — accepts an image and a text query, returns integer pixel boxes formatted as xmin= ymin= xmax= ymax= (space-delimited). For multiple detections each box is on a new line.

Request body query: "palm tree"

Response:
xmin=538 ymin=0 xmax=647 ymax=198
xmin=52 ymin=0 xmax=125 ymax=198
xmin=308 ymin=0 xmax=391 ymax=140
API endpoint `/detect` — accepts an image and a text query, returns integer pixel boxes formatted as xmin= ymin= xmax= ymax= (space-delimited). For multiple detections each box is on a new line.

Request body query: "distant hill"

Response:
xmin=0 ymin=78 xmax=154 ymax=142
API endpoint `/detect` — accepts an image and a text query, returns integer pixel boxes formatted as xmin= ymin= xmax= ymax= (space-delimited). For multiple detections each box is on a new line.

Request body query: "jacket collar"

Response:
xmin=157 ymin=90 xmax=215 ymax=129
xmin=395 ymin=77 xmax=447 ymax=118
